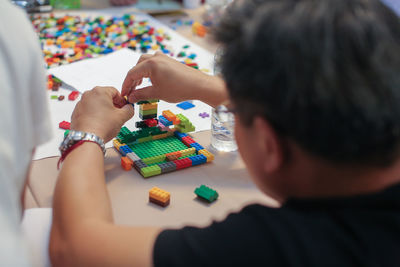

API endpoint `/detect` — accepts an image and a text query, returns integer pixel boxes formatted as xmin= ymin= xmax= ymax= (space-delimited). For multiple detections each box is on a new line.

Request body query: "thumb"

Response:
xmin=129 ymin=86 xmax=155 ymax=103
xmin=119 ymin=103 xmax=135 ymax=122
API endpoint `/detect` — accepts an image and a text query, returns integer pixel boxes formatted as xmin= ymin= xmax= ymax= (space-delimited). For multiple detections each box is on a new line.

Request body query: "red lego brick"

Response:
xmin=181 ymin=136 xmax=195 ymax=147
xmin=68 ymin=91 xmax=79 ymax=101
xmin=59 ymin=121 xmax=71 ymax=130
xmin=173 ymin=158 xmax=192 ymax=170
xmin=144 ymin=118 xmax=158 ymax=127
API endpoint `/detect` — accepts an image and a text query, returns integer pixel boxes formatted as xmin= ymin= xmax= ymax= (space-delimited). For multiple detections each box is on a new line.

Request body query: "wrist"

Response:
xmin=197 ymin=75 xmax=228 ymax=107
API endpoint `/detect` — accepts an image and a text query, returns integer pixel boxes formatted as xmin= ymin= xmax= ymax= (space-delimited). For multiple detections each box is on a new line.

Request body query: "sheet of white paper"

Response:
xmin=48 ymin=49 xmax=152 ymax=92
xmin=34 ymin=11 xmax=215 ymax=160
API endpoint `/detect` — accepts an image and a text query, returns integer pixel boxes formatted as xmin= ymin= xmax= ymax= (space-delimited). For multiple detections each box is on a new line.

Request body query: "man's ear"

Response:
xmin=252 ymin=116 xmax=285 ymax=173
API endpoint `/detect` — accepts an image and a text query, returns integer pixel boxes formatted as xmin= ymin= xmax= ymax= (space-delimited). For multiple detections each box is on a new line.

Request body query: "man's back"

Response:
xmin=154 ymin=183 xmax=400 ymax=266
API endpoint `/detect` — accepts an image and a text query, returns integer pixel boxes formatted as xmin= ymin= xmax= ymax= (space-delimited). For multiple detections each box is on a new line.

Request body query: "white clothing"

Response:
xmin=0 ymin=1 xmax=52 ymax=266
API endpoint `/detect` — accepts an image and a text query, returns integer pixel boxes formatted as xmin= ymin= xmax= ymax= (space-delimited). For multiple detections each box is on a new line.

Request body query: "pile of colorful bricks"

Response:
xmin=30 ymin=14 xmax=203 ymax=70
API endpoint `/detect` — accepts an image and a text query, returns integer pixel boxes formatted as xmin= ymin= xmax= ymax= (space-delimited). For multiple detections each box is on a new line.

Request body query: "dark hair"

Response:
xmin=214 ymin=0 xmax=400 ymax=166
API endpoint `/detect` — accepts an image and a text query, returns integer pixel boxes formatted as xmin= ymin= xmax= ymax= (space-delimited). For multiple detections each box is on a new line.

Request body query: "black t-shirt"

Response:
xmin=153 ymin=184 xmax=400 ymax=266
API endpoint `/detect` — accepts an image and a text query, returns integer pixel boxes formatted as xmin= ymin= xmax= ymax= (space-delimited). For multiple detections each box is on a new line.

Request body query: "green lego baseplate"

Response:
xmin=114 ymin=101 xmax=214 ymax=178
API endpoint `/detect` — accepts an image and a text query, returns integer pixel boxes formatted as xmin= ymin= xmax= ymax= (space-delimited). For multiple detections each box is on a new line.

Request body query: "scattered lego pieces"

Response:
xmin=177 ymin=101 xmax=195 ymax=110
xmin=192 ymin=22 xmax=207 ymax=37
xmin=58 ymin=95 xmax=65 ymax=101
xmin=199 ymin=112 xmax=209 ymax=118
xmin=59 ymin=121 xmax=71 ymax=130
xmin=194 ymin=185 xmax=219 ymax=203
xmin=149 ymin=187 xmax=170 ymax=207
xmin=114 ymin=101 xmax=213 ymax=178
xmin=68 ymin=91 xmax=79 ymax=101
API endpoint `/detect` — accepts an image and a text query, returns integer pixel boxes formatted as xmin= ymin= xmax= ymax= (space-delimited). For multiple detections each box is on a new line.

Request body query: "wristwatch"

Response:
xmin=59 ymin=130 xmax=106 ymax=156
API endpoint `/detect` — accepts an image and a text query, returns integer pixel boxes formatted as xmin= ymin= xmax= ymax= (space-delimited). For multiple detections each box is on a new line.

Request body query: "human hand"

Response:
xmin=121 ymin=52 xmax=221 ymax=105
xmin=71 ymin=87 xmax=134 ymax=143
xmin=110 ymin=0 xmax=138 ymax=6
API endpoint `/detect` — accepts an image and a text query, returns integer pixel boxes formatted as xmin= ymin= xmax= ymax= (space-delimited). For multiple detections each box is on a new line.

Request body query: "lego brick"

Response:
xmin=137 ymin=136 xmax=152 ymax=143
xmin=140 ymin=114 xmax=157 ymax=120
xmin=166 ymin=151 xmax=182 ymax=161
xmin=176 ymin=101 xmax=195 ymax=110
xmin=173 ymin=158 xmax=192 ymax=170
xmin=190 ymin=142 xmax=204 ymax=151
xmin=144 ymin=118 xmax=158 ymax=127
xmin=113 ymin=139 xmax=123 ymax=150
xmin=158 ymin=115 xmax=173 ymax=127
xmin=152 ymin=133 xmax=168 ymax=140
xmin=136 ymin=121 xmax=148 ymax=129
xmin=121 ymin=157 xmax=133 ymax=171
xmin=134 ymin=160 xmax=148 ymax=172
xmin=51 ymin=95 xmax=58 ymax=100
xmin=142 ymin=154 xmax=166 ymax=165
xmin=149 ymin=186 xmax=170 ymax=204
xmin=181 ymin=147 xmax=196 ymax=157
xmin=139 ymin=108 xmax=158 ymax=116
xmin=58 ymin=95 xmax=65 ymax=101
xmin=158 ymin=162 xmax=177 ymax=173
xmin=181 ymin=136 xmax=196 ymax=147
xmin=149 ymin=197 xmax=170 ymax=207
xmin=141 ymin=102 xmax=158 ymax=111
xmin=59 ymin=121 xmax=71 ymax=130
xmin=119 ymin=145 xmax=133 ymax=156
xmin=189 ymin=154 xmax=207 ymax=166
xmin=64 ymin=130 xmax=70 ymax=138
xmin=127 ymin=152 xmax=140 ymax=162
xmin=174 ymin=131 xmax=188 ymax=140
xmin=140 ymin=165 xmax=162 ymax=178
xmin=68 ymin=91 xmax=79 ymax=101
xmin=198 ymin=149 xmax=215 ymax=162
xmin=194 ymin=185 xmax=219 ymax=203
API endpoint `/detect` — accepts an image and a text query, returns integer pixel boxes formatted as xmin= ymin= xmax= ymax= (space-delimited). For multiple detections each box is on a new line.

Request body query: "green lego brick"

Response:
xmin=140 ymin=165 xmax=161 ymax=178
xmin=142 ymin=154 xmax=166 ymax=165
xmin=51 ymin=95 xmax=58 ymax=99
xmin=64 ymin=129 xmax=70 ymax=137
xmin=176 ymin=114 xmax=189 ymax=122
xmin=194 ymin=185 xmax=219 ymax=203
xmin=139 ymin=108 xmax=158 ymax=116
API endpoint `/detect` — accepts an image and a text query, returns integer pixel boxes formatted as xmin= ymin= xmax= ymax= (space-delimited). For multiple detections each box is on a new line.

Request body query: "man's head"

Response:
xmin=215 ymin=0 xmax=400 ymax=198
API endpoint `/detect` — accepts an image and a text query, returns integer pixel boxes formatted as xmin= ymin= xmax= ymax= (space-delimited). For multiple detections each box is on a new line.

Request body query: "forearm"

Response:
xmin=52 ymin=142 xmax=112 ymax=237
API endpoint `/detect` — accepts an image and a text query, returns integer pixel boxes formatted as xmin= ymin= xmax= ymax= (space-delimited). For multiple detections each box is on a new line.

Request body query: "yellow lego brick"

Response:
xmin=140 ymin=103 xmax=158 ymax=111
xmin=149 ymin=187 xmax=170 ymax=203
xmin=152 ymin=133 xmax=168 ymax=140
xmin=198 ymin=149 xmax=215 ymax=162
xmin=181 ymin=147 xmax=196 ymax=157
xmin=113 ymin=139 xmax=124 ymax=150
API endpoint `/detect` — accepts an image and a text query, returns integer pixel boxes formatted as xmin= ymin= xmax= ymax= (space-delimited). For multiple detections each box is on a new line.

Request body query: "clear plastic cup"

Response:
xmin=211 ymin=105 xmax=237 ymax=152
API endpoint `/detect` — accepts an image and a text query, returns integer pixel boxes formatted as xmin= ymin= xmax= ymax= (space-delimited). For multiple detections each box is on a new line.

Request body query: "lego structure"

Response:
xmin=115 ymin=100 xmax=214 ymax=178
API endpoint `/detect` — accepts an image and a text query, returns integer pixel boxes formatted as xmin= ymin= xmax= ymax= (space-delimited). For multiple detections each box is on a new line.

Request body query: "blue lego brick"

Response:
xmin=158 ymin=115 xmax=173 ymax=126
xmin=119 ymin=145 xmax=133 ymax=156
xmin=188 ymin=154 xmax=207 ymax=166
xmin=189 ymin=143 xmax=204 ymax=152
xmin=177 ymin=101 xmax=195 ymax=110
xmin=174 ymin=131 xmax=188 ymax=140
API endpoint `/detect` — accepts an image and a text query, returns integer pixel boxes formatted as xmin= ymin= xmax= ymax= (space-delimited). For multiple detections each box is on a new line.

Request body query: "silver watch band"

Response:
xmin=59 ymin=130 xmax=106 ymax=156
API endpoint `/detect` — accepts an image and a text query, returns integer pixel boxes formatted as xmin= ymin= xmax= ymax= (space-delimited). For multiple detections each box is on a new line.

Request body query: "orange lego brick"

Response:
xmin=166 ymin=151 xmax=182 ymax=161
xmin=141 ymin=103 xmax=158 ymax=111
xmin=121 ymin=156 xmax=133 ymax=171
xmin=149 ymin=187 xmax=170 ymax=207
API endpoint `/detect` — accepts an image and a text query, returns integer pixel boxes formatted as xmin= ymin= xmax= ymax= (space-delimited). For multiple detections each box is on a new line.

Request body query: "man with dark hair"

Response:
xmin=50 ymin=0 xmax=400 ymax=266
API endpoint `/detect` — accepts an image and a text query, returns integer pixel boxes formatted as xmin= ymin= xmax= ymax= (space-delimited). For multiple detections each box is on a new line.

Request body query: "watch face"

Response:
xmin=72 ymin=131 xmax=84 ymax=141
